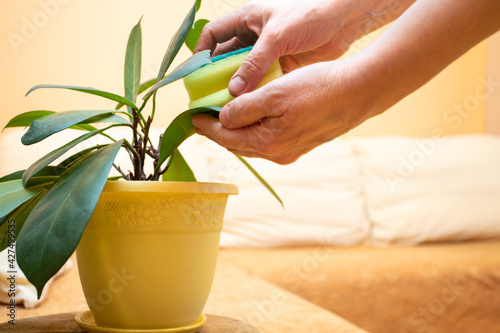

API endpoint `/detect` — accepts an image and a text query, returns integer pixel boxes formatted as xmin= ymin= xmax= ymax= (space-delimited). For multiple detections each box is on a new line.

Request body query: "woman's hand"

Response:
xmin=195 ymin=0 xmax=414 ymax=96
xmin=192 ymin=58 xmax=374 ymax=164
xmin=192 ymin=0 xmax=500 ymax=165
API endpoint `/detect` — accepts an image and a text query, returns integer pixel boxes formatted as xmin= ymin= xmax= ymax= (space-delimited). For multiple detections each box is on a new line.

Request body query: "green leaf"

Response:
xmin=4 ymin=111 xmax=54 ymax=129
xmin=0 ymin=180 xmax=44 ymax=218
xmin=16 ymin=140 xmax=124 ymax=298
xmin=0 ymin=170 xmax=24 ymax=183
xmin=21 ymin=110 xmax=122 ymax=145
xmin=162 ymin=149 xmax=196 ymax=181
xmin=144 ymin=50 xmax=212 ymax=99
xmin=115 ymin=78 xmax=156 ymax=110
xmin=85 ymin=113 xmax=130 ymax=125
xmin=0 ymin=166 xmax=65 ymax=184
xmin=156 ymin=0 xmax=198 ymax=82
xmin=157 ymin=106 xmax=220 ymax=170
xmin=71 ymin=124 xmax=99 ymax=131
xmin=185 ymin=19 xmax=210 ymax=53
xmin=22 ymin=127 xmax=114 ymax=186
xmin=195 ymin=0 xmax=202 ymax=12
xmin=0 ymin=191 xmax=45 ymax=252
xmin=124 ymin=18 xmax=142 ymax=115
xmin=26 ymin=85 xmax=138 ymax=110
xmin=58 ymin=145 xmax=108 ymax=169
xmin=3 ymin=110 xmax=100 ymax=133
xmin=235 ymin=155 xmax=284 ymax=208
xmin=25 ymin=175 xmax=59 ymax=188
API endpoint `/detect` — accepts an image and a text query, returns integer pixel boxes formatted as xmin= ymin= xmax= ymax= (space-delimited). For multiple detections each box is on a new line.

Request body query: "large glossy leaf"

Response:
xmin=124 ymin=18 xmax=142 ymax=115
xmin=22 ymin=127 xmax=113 ymax=186
xmin=26 ymin=85 xmax=138 ymax=110
xmin=157 ymin=106 xmax=220 ymax=170
xmin=57 ymin=145 xmax=108 ymax=169
xmin=3 ymin=110 xmax=98 ymax=132
xmin=4 ymin=111 xmax=54 ymax=129
xmin=185 ymin=19 xmax=210 ymax=53
xmin=0 ymin=170 xmax=24 ymax=183
xmin=71 ymin=124 xmax=99 ymax=131
xmin=162 ymin=149 xmax=196 ymax=181
xmin=85 ymin=113 xmax=130 ymax=125
xmin=21 ymin=110 xmax=124 ymax=145
xmin=234 ymin=155 xmax=284 ymax=208
xmin=156 ymin=0 xmax=198 ymax=82
xmin=0 ymin=191 xmax=45 ymax=252
xmin=0 ymin=180 xmax=44 ymax=217
xmin=16 ymin=140 xmax=124 ymax=298
xmin=144 ymin=50 xmax=212 ymax=99
xmin=0 ymin=167 xmax=65 ymax=184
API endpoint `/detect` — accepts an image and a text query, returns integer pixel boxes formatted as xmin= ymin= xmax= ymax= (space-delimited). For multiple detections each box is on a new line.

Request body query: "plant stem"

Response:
xmin=131 ymin=109 xmax=143 ymax=180
xmin=152 ymin=134 xmax=163 ymax=181
xmin=116 ymin=110 xmax=134 ymax=121
xmin=141 ymin=116 xmax=152 ymax=174
xmin=113 ymin=163 xmax=130 ymax=180
xmin=150 ymin=92 xmax=157 ymax=121
xmin=123 ymin=139 xmax=140 ymax=162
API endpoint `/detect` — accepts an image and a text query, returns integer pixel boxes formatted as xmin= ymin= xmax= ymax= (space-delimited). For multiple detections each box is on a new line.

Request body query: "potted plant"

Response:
xmin=0 ymin=0 xmax=281 ymax=331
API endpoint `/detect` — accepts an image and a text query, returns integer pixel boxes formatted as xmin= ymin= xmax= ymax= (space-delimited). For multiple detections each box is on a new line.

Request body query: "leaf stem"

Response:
xmin=150 ymin=92 xmax=157 ymax=121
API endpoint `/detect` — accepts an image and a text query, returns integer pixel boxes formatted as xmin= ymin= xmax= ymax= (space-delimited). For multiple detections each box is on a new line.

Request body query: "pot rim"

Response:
xmin=102 ymin=180 xmax=238 ymax=195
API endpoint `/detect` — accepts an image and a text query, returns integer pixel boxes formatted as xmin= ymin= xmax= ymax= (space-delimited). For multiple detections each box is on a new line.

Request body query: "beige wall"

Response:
xmin=0 ymin=0 xmax=240 ymax=129
xmin=0 ymin=0 xmax=497 ymax=137
xmin=344 ymin=26 xmax=489 ymax=137
xmin=486 ymin=31 xmax=500 ymax=135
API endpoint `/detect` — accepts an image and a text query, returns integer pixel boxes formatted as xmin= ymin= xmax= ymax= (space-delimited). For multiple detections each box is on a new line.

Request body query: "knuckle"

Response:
xmin=241 ymin=54 xmax=265 ymax=77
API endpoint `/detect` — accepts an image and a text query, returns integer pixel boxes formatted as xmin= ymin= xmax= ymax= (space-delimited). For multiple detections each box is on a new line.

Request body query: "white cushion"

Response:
xmin=0 ymin=249 xmax=72 ymax=308
xmin=352 ymin=135 xmax=500 ymax=245
xmin=182 ymin=136 xmax=370 ymax=247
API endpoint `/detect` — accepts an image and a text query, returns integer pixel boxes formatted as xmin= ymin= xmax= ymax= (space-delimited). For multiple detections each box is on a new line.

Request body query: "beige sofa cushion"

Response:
xmin=352 ymin=135 xmax=500 ymax=244
xmin=182 ymin=136 xmax=370 ymax=248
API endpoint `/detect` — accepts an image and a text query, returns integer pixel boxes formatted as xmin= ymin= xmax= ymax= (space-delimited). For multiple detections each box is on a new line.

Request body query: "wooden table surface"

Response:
xmin=0 ymin=255 xmax=367 ymax=333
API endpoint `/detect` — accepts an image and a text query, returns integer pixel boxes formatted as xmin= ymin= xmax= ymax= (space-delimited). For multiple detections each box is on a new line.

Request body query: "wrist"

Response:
xmin=319 ymin=57 xmax=380 ymax=135
xmin=335 ymin=0 xmax=416 ymax=47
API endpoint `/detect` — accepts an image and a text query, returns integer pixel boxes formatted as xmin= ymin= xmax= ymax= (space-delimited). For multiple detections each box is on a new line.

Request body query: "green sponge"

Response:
xmin=183 ymin=47 xmax=283 ymax=108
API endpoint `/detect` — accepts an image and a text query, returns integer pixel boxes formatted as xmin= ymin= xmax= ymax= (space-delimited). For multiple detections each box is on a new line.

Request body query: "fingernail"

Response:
xmin=228 ymin=76 xmax=247 ymax=96
xmin=220 ymin=104 xmax=231 ymax=127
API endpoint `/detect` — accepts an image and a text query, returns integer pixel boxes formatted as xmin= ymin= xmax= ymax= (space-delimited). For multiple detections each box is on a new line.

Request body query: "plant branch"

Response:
xmin=157 ymin=154 xmax=173 ymax=178
xmin=152 ymin=134 xmax=163 ymax=181
xmin=141 ymin=116 xmax=152 ymax=173
xmin=113 ymin=163 xmax=130 ymax=180
xmin=122 ymin=139 xmax=139 ymax=159
xmin=150 ymin=92 xmax=158 ymax=121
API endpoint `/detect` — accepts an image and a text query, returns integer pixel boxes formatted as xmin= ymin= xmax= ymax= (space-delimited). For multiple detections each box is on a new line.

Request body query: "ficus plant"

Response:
xmin=0 ymin=0 xmax=281 ymax=297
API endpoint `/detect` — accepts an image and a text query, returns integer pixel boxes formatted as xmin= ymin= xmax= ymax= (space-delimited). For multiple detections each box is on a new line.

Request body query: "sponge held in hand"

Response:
xmin=183 ymin=47 xmax=283 ymax=108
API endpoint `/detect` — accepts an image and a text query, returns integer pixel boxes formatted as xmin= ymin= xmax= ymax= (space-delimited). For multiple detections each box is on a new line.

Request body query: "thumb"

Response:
xmin=229 ymin=34 xmax=281 ymax=96
xmin=219 ymin=91 xmax=269 ymax=129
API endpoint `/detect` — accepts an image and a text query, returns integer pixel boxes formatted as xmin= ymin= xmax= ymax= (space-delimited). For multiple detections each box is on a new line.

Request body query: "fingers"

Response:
xmin=192 ymin=114 xmax=300 ymax=165
xmin=194 ymin=6 xmax=260 ymax=54
xmin=213 ymin=37 xmax=251 ymax=57
xmin=219 ymin=82 xmax=285 ymax=129
xmin=191 ymin=113 xmax=257 ymax=152
xmin=194 ymin=3 xmax=283 ymax=97
xmin=228 ymin=34 xmax=283 ymax=96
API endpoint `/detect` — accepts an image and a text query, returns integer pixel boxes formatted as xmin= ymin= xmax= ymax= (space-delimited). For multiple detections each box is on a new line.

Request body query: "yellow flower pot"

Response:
xmin=75 ymin=181 xmax=238 ymax=331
